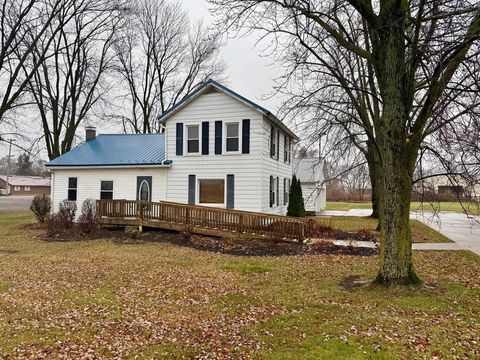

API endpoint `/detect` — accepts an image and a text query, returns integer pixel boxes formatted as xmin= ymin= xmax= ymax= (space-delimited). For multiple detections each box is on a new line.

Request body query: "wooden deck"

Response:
xmin=96 ymin=200 xmax=311 ymax=241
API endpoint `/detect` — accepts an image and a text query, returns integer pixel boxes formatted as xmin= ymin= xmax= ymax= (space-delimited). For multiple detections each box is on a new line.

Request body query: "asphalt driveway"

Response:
xmin=0 ymin=196 xmax=34 ymax=212
xmin=323 ymin=208 xmax=480 ymax=255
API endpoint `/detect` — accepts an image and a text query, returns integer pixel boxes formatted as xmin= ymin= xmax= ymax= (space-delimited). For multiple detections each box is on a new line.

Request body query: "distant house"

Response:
xmin=0 ymin=175 xmax=51 ymax=196
xmin=293 ymin=158 xmax=326 ymax=214
xmin=46 ymin=80 xmax=299 ymax=215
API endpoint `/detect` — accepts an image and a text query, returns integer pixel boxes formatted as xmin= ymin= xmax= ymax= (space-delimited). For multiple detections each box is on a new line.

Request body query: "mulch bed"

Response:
xmin=21 ymin=223 xmax=378 ymax=257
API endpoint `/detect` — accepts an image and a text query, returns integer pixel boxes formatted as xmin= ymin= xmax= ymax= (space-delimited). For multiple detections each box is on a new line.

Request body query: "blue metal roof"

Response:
xmin=46 ymin=133 xmax=169 ymax=167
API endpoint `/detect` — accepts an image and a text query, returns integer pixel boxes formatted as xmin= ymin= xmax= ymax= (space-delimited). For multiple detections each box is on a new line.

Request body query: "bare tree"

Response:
xmin=113 ymin=0 xmax=226 ymax=133
xmin=0 ymin=0 xmax=73 ymax=129
xmin=210 ymin=0 xmax=480 ymax=284
xmin=22 ymin=0 xmax=125 ymax=160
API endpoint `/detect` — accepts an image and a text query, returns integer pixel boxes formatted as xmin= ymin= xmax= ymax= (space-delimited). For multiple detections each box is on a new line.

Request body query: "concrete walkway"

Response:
xmin=330 ymin=240 xmax=463 ymax=251
xmin=321 ymin=209 xmax=480 ymax=255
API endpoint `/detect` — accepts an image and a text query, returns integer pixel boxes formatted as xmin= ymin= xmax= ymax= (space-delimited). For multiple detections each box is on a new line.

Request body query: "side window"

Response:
xmin=270 ymin=126 xmax=277 ymax=158
xmin=24 ymin=186 xmax=31 ymax=191
xmin=186 ymin=125 xmax=200 ymax=154
xmin=100 ymin=181 xmax=113 ymax=200
xmin=269 ymin=175 xmax=275 ymax=207
xmin=225 ymin=123 xmax=239 ymax=152
xmin=284 ymin=178 xmax=290 ymax=205
xmin=284 ymin=136 xmax=291 ymax=164
xmin=68 ymin=177 xmax=77 ymax=201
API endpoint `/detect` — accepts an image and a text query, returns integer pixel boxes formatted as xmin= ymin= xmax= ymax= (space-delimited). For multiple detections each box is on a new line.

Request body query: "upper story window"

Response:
xmin=284 ymin=135 xmax=291 ymax=164
xmin=226 ymin=122 xmax=239 ymax=152
xmin=100 ymin=181 xmax=113 ymax=200
xmin=270 ymin=126 xmax=277 ymax=159
xmin=187 ymin=125 xmax=200 ymax=154
xmin=68 ymin=177 xmax=77 ymax=201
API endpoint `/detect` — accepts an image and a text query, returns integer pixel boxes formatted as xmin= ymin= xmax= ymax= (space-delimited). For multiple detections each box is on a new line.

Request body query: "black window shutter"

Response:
xmin=284 ymin=178 xmax=287 ymax=205
xmin=215 ymin=121 xmax=222 ymax=154
xmin=226 ymin=174 xmax=234 ymax=209
xmin=269 ymin=176 xmax=273 ymax=207
xmin=188 ymin=175 xmax=196 ymax=204
xmin=242 ymin=119 xmax=250 ymax=154
xmin=270 ymin=126 xmax=274 ymax=157
xmin=202 ymin=121 xmax=209 ymax=155
xmin=276 ymin=177 xmax=279 ymax=206
xmin=176 ymin=123 xmax=183 ymax=156
xmin=276 ymin=131 xmax=280 ymax=160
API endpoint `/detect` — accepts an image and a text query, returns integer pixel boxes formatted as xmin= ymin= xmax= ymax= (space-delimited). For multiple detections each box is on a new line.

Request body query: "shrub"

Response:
xmin=46 ymin=200 xmax=77 ymax=238
xmin=57 ymin=200 xmax=77 ymax=229
xmin=287 ymin=175 xmax=306 ymax=217
xmin=78 ymin=198 xmax=97 ymax=234
xmin=30 ymin=195 xmax=51 ymax=223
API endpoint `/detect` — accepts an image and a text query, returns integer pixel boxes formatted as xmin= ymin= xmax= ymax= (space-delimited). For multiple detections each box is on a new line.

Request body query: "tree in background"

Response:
xmin=287 ymin=175 xmax=306 ymax=217
xmin=112 ymin=0 xmax=226 ymax=133
xmin=210 ymin=0 xmax=480 ymax=284
xmin=23 ymin=0 xmax=125 ymax=160
xmin=15 ymin=153 xmax=33 ymax=175
xmin=0 ymin=0 xmax=74 ymax=129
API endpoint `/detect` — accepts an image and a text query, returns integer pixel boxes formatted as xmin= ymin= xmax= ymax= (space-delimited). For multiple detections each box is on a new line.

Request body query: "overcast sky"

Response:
xmin=0 ymin=0 xmax=281 ymax=160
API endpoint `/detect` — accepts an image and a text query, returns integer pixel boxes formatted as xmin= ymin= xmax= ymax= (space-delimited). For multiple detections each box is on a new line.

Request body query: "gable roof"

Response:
xmin=46 ymin=134 xmax=169 ymax=168
xmin=293 ymin=158 xmax=325 ymax=183
xmin=159 ymin=79 xmax=299 ymax=140
xmin=0 ymin=175 xmax=50 ymax=187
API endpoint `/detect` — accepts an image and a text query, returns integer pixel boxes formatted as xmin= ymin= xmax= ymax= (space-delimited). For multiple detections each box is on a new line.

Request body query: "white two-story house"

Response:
xmin=46 ymin=80 xmax=298 ymax=215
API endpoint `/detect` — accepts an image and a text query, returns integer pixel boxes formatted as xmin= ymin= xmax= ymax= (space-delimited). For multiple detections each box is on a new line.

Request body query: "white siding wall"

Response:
xmin=302 ymin=182 xmax=326 ymax=214
xmin=165 ymin=91 xmax=294 ymax=215
xmin=165 ymin=91 xmax=264 ymax=212
xmin=261 ymin=116 xmax=294 ymax=215
xmin=51 ymin=168 xmax=167 ymax=212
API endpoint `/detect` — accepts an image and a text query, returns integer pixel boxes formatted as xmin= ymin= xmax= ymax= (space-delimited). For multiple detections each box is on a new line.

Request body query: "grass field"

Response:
xmin=0 ymin=212 xmax=479 ymax=358
xmin=326 ymin=201 xmax=480 ymax=215
xmin=317 ymin=216 xmax=453 ymax=243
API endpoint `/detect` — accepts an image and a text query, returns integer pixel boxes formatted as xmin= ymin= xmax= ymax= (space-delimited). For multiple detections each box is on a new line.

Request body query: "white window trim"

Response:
xmin=185 ymin=124 xmax=201 ymax=155
xmin=100 ymin=180 xmax=114 ymax=200
xmin=24 ymin=186 xmax=31 ymax=191
xmin=224 ymin=121 xmax=241 ymax=154
xmin=197 ymin=176 xmax=226 ymax=207
xmin=14 ymin=186 xmax=21 ymax=191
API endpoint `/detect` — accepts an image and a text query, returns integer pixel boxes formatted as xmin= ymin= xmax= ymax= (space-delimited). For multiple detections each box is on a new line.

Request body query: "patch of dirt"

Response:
xmin=339 ymin=275 xmax=373 ymax=290
xmin=138 ymin=231 xmax=378 ymax=257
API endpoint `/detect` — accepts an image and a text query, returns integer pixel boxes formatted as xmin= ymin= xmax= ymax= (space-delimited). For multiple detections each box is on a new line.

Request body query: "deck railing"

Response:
xmin=96 ymin=199 xmax=311 ymax=241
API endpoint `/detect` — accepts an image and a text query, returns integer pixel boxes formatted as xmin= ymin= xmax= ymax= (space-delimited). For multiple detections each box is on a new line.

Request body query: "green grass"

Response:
xmin=326 ymin=201 xmax=480 ymax=215
xmin=317 ymin=216 xmax=453 ymax=243
xmin=0 ymin=212 xmax=479 ymax=358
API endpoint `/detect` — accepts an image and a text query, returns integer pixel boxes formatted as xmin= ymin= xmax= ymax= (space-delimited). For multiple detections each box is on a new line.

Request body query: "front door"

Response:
xmin=137 ymin=176 xmax=152 ymax=201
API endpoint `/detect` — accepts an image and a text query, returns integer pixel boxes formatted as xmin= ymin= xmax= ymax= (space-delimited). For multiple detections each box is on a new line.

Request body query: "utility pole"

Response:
xmin=0 ymin=136 xmax=15 ymax=195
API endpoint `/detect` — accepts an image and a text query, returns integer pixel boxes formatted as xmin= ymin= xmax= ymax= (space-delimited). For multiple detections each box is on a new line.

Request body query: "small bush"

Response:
xmin=78 ymin=198 xmax=97 ymax=234
xmin=309 ymin=221 xmax=341 ymax=239
xmin=57 ymin=200 xmax=77 ymax=229
xmin=46 ymin=213 xmax=66 ymax=238
xmin=181 ymin=227 xmax=192 ymax=242
xmin=30 ymin=195 xmax=51 ymax=223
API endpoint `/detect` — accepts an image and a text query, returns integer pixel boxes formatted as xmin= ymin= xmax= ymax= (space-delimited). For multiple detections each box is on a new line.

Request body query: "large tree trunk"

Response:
xmin=373 ymin=9 xmax=420 ymax=284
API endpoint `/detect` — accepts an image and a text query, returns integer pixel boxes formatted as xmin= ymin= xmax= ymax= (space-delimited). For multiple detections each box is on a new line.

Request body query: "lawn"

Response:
xmin=0 ymin=212 xmax=479 ymax=359
xmin=317 ymin=216 xmax=453 ymax=243
xmin=326 ymin=201 xmax=480 ymax=215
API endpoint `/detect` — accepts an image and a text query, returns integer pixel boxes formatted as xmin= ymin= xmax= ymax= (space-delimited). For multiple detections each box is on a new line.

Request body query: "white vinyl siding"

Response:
xmin=261 ymin=116 xmax=293 ymax=215
xmin=51 ymin=168 xmax=167 ymax=213
xmin=165 ymin=90 xmax=265 ymax=212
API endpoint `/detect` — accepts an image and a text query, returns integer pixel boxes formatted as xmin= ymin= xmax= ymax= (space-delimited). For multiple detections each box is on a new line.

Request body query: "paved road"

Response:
xmin=322 ymin=209 xmax=480 ymax=255
xmin=0 ymin=196 xmax=34 ymax=212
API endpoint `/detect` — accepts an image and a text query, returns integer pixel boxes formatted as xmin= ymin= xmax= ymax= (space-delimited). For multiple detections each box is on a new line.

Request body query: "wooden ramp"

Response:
xmin=96 ymin=200 xmax=311 ymax=241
